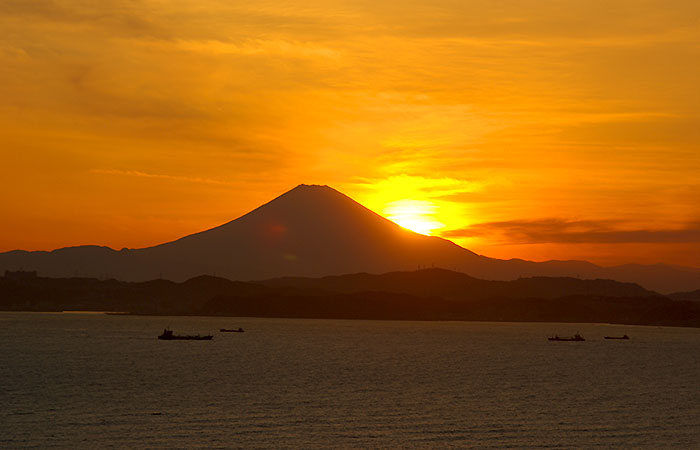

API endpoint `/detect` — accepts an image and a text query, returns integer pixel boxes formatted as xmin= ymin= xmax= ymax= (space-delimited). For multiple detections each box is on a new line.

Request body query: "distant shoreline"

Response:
xmin=3 ymin=309 xmax=699 ymax=330
xmin=3 ymin=270 xmax=699 ymax=328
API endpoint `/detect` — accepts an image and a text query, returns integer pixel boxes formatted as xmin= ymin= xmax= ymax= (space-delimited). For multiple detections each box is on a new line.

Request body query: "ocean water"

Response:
xmin=1 ymin=313 xmax=699 ymax=449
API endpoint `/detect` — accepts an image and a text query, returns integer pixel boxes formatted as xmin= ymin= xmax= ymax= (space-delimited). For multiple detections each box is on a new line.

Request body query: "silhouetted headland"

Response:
xmin=669 ymin=289 xmax=700 ymax=302
xmin=3 ymin=268 xmax=700 ymax=328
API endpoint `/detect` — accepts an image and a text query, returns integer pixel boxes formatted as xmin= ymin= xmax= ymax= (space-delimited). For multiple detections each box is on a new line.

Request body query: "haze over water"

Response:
xmin=2 ymin=313 xmax=699 ymax=448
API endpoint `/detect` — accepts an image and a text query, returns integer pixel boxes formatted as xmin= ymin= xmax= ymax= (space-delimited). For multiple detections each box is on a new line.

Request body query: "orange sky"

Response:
xmin=1 ymin=0 xmax=699 ymax=267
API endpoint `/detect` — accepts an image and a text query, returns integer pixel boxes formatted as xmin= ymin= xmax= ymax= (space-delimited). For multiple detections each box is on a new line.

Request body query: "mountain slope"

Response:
xmin=1 ymin=184 xmax=699 ymax=293
xmin=129 ymin=184 xmax=486 ymax=280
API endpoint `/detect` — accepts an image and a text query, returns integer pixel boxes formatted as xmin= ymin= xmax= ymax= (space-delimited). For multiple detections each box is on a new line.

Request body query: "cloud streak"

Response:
xmin=90 ymin=169 xmax=235 ymax=187
xmin=443 ymin=219 xmax=700 ymax=244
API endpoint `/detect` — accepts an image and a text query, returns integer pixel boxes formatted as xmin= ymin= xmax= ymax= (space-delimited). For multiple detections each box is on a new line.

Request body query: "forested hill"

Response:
xmin=2 ymin=269 xmax=699 ymax=327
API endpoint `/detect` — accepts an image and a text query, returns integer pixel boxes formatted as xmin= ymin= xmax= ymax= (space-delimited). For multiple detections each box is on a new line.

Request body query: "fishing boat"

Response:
xmin=548 ymin=333 xmax=585 ymax=342
xmin=604 ymin=334 xmax=629 ymax=340
xmin=157 ymin=328 xmax=213 ymax=340
xmin=220 ymin=328 xmax=244 ymax=332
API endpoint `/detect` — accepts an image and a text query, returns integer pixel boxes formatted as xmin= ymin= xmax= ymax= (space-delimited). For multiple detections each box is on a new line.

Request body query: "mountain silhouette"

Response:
xmin=7 ymin=269 xmax=691 ymax=327
xmin=669 ymin=289 xmax=700 ymax=302
xmin=131 ymin=184 xmax=485 ymax=280
xmin=262 ymin=267 xmax=657 ymax=300
xmin=1 ymin=184 xmax=699 ymax=293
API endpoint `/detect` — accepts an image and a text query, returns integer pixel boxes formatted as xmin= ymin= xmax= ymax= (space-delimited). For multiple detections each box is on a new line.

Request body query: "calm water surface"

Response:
xmin=1 ymin=313 xmax=699 ymax=448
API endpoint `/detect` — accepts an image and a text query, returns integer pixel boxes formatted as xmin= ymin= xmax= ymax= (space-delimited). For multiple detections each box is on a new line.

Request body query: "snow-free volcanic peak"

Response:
xmin=1 ymin=184 xmax=699 ymax=292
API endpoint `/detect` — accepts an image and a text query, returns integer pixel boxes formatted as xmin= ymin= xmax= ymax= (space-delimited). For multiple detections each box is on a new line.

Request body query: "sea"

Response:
xmin=1 ymin=312 xmax=699 ymax=449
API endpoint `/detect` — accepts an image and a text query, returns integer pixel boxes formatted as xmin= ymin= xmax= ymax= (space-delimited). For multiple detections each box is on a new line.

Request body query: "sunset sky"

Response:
xmin=1 ymin=0 xmax=699 ymax=267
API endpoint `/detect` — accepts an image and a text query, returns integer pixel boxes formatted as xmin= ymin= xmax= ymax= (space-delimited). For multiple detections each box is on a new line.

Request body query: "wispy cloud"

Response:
xmin=90 ymin=169 xmax=235 ymax=186
xmin=164 ymin=38 xmax=342 ymax=60
xmin=444 ymin=219 xmax=700 ymax=244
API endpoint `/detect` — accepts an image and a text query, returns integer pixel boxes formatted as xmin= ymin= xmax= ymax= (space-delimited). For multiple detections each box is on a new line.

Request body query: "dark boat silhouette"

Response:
xmin=548 ymin=333 xmax=585 ymax=341
xmin=604 ymin=334 xmax=630 ymax=340
xmin=220 ymin=328 xmax=244 ymax=332
xmin=158 ymin=328 xmax=213 ymax=340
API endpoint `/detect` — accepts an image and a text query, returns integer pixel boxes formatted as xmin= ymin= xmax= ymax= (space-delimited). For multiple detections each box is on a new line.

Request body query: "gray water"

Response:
xmin=1 ymin=313 xmax=699 ymax=449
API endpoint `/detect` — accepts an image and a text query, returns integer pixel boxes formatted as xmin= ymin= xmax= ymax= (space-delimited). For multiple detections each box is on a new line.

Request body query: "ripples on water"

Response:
xmin=1 ymin=312 xmax=699 ymax=448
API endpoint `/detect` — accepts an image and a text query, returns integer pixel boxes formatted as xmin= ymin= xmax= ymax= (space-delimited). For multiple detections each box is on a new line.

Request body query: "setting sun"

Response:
xmin=1 ymin=0 xmax=699 ymax=269
xmin=3 ymin=2 xmax=700 ymax=449
xmin=353 ymin=175 xmax=474 ymax=241
xmin=383 ymin=199 xmax=444 ymax=235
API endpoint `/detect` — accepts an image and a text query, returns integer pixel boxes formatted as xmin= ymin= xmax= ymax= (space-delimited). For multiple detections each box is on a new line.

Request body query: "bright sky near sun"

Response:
xmin=1 ymin=0 xmax=699 ymax=267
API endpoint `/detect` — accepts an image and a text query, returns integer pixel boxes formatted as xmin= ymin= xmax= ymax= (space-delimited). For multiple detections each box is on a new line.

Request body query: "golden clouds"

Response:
xmin=1 ymin=1 xmax=699 ymax=266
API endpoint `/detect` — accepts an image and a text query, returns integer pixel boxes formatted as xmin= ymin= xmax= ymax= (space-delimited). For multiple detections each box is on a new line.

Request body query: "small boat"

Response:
xmin=604 ymin=334 xmax=629 ymax=340
xmin=158 ymin=328 xmax=213 ymax=340
xmin=220 ymin=328 xmax=244 ymax=333
xmin=548 ymin=333 xmax=585 ymax=342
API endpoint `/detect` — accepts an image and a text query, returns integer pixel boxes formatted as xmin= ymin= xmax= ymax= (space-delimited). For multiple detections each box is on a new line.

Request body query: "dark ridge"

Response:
xmin=668 ymin=289 xmax=700 ymax=302
xmin=2 ymin=268 xmax=698 ymax=328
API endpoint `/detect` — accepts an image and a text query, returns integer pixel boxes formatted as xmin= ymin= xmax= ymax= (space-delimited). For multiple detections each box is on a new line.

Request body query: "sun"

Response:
xmin=383 ymin=199 xmax=444 ymax=235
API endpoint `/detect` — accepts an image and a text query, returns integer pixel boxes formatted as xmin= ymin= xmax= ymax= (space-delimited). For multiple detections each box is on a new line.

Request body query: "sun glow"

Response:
xmin=383 ymin=199 xmax=444 ymax=235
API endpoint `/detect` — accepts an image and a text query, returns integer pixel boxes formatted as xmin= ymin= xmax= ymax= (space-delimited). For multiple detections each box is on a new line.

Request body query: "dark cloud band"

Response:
xmin=443 ymin=219 xmax=700 ymax=244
